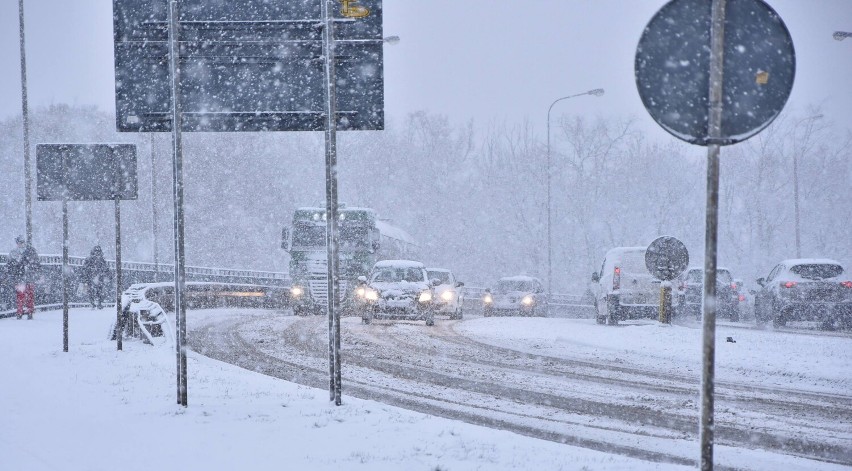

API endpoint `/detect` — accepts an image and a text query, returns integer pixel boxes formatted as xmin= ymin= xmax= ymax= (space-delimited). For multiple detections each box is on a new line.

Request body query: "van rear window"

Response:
xmin=619 ymin=251 xmax=649 ymax=274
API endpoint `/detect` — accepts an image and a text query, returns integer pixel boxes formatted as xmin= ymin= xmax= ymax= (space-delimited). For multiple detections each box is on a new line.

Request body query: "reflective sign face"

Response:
xmin=635 ymin=0 xmax=795 ymax=145
xmin=113 ymin=0 xmax=384 ymax=132
xmin=36 ymin=144 xmax=138 ymax=201
xmin=645 ymin=236 xmax=689 ymax=281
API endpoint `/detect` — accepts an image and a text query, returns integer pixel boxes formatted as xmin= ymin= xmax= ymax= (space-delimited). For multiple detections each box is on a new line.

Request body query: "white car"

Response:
xmin=356 ymin=260 xmax=437 ymax=326
xmin=426 ymin=268 xmax=465 ymax=319
xmin=590 ymin=246 xmax=659 ymax=325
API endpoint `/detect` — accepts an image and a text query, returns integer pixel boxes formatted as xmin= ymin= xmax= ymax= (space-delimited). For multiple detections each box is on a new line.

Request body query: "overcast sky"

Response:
xmin=0 ymin=0 xmax=850 ymax=142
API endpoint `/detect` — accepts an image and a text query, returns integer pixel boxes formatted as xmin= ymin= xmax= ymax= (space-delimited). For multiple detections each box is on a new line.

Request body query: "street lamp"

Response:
xmin=833 ymin=31 xmax=851 ymax=41
xmin=792 ymin=113 xmax=823 ymax=258
xmin=546 ymin=88 xmax=604 ymax=298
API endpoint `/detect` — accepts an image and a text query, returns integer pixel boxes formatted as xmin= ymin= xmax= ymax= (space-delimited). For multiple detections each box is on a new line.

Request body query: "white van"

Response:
xmin=590 ymin=246 xmax=660 ymax=325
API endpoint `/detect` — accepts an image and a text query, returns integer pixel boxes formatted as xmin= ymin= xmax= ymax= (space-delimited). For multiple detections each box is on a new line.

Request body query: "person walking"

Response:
xmin=7 ymin=236 xmax=40 ymax=319
xmin=82 ymin=245 xmax=111 ymax=309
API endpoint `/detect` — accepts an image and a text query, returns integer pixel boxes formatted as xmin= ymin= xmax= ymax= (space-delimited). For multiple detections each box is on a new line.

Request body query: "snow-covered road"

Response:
xmin=188 ymin=310 xmax=852 ymax=470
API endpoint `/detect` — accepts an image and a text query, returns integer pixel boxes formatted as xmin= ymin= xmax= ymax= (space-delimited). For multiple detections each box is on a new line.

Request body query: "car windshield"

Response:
xmin=371 ymin=267 xmax=425 ymax=283
xmin=685 ymin=269 xmax=732 ymax=283
xmin=427 ymin=271 xmax=451 ymax=284
xmin=495 ymin=280 xmax=533 ymax=292
xmin=790 ymin=264 xmax=843 ymax=280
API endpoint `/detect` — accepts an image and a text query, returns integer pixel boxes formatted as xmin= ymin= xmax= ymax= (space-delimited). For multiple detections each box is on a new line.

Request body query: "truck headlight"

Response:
xmin=441 ymin=290 xmax=454 ymax=302
xmin=419 ymin=291 xmax=432 ymax=303
xmin=290 ymin=286 xmax=304 ymax=298
xmin=522 ymin=295 xmax=534 ymax=306
xmin=365 ymin=288 xmax=379 ymax=301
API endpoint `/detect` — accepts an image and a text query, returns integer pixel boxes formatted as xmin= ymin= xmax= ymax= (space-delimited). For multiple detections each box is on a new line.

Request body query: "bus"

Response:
xmin=282 ymin=206 xmax=417 ymax=315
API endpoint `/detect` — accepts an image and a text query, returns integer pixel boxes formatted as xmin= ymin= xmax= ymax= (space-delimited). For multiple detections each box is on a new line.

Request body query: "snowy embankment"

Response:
xmin=0 ymin=309 xmax=687 ymax=471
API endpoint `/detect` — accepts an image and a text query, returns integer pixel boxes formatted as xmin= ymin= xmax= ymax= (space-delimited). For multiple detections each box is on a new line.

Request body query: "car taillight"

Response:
xmin=613 ymin=266 xmax=621 ymax=290
xmin=730 ymin=282 xmax=737 ymax=290
xmin=841 ymin=281 xmax=852 ymax=289
xmin=782 ymin=281 xmax=797 ymax=288
xmin=738 ymin=294 xmax=746 ymax=302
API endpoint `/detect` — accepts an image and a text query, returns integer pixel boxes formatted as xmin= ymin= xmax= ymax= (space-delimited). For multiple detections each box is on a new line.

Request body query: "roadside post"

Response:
xmin=635 ymin=0 xmax=794 ymax=468
xmin=36 ymin=144 xmax=138 ymax=352
xmin=645 ymin=236 xmax=689 ymax=325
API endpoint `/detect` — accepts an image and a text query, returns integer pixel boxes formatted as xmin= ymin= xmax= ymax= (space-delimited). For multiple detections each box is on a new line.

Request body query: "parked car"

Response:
xmin=355 ymin=260 xmax=437 ymax=326
xmin=426 ymin=268 xmax=465 ymax=320
xmin=675 ymin=267 xmax=740 ymax=321
xmin=590 ymin=247 xmax=658 ymax=325
xmin=754 ymin=259 xmax=852 ymax=330
xmin=482 ymin=276 xmax=547 ymax=317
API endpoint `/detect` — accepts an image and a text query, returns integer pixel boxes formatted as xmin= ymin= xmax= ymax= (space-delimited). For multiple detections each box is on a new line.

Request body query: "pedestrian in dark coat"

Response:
xmin=7 ymin=236 xmax=40 ymax=319
xmin=82 ymin=245 xmax=111 ymax=309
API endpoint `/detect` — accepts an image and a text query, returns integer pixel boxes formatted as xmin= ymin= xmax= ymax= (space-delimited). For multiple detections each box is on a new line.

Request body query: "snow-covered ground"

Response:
xmin=2 ymin=308 xmax=849 ymax=470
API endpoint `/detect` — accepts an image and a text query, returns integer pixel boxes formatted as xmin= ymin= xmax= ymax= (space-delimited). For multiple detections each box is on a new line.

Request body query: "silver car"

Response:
xmin=356 ymin=260 xmax=437 ymax=326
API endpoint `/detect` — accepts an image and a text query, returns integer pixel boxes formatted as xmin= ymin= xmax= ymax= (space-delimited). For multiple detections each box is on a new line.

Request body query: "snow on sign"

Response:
xmin=113 ymin=0 xmax=384 ymax=132
xmin=36 ymin=144 xmax=138 ymax=201
xmin=635 ymin=0 xmax=795 ymax=146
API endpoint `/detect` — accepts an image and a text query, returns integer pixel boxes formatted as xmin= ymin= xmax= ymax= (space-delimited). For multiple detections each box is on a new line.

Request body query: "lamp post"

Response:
xmin=792 ymin=113 xmax=823 ymax=258
xmin=546 ymin=88 xmax=604 ymax=298
xmin=833 ymin=31 xmax=851 ymax=41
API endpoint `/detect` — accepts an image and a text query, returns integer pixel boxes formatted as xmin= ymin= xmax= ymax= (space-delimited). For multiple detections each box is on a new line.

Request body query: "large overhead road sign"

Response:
xmin=113 ymin=0 xmax=384 ymax=132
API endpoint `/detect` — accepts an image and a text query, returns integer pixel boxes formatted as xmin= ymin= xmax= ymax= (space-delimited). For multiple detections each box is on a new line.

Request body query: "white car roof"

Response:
xmin=374 ymin=259 xmax=425 ymax=269
xmin=426 ymin=268 xmax=451 ymax=273
xmin=499 ymin=275 xmax=539 ymax=282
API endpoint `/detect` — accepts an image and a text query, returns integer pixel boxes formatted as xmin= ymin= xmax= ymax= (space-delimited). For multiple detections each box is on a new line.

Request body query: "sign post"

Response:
xmin=114 ymin=0 xmax=384 ymax=407
xmin=645 ymin=236 xmax=689 ymax=325
xmin=36 ymin=144 xmax=138 ymax=353
xmin=635 ymin=0 xmax=794 ymax=467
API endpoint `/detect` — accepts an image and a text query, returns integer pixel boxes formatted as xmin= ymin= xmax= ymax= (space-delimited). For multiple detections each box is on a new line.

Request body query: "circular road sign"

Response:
xmin=646 ymin=236 xmax=689 ymax=281
xmin=635 ymin=0 xmax=795 ymax=146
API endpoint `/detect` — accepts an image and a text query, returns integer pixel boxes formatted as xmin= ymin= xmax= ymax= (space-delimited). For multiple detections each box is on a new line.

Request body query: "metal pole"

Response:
xmin=792 ymin=149 xmax=801 ymax=258
xmin=168 ymin=0 xmax=188 ymax=407
xmin=701 ymin=1 xmax=726 ymax=469
xmin=62 ymin=197 xmax=69 ymax=353
xmin=322 ymin=0 xmax=342 ymax=406
xmin=151 ymin=134 xmax=160 ymax=282
xmin=18 ymin=0 xmax=32 ymax=244
xmin=545 ymin=89 xmax=604 ymax=301
xmin=115 ymin=195 xmax=123 ymax=351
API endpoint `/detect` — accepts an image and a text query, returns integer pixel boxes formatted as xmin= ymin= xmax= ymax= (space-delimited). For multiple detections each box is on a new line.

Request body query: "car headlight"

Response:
xmin=365 ymin=288 xmax=379 ymax=301
xmin=483 ymin=294 xmax=493 ymax=304
xmin=418 ymin=291 xmax=432 ymax=303
xmin=290 ymin=286 xmax=304 ymax=298
xmin=355 ymin=286 xmax=366 ymax=298
xmin=441 ymin=290 xmax=454 ymax=301
xmin=522 ymin=295 xmax=534 ymax=306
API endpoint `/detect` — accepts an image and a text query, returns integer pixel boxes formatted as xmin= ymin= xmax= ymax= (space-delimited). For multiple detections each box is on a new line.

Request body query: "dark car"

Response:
xmin=355 ymin=260 xmax=437 ymax=326
xmin=754 ymin=259 xmax=852 ymax=330
xmin=676 ymin=267 xmax=740 ymax=321
xmin=482 ymin=276 xmax=547 ymax=317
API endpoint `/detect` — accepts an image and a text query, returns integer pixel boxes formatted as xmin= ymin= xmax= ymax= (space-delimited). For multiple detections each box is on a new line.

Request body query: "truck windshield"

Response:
xmin=292 ymin=224 xmax=325 ymax=247
xmin=340 ymin=224 xmax=369 ymax=249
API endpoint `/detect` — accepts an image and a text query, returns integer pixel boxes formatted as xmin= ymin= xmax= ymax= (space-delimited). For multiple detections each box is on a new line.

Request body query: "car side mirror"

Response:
xmin=357 ymin=276 xmax=367 ymax=284
xmin=748 ymin=289 xmax=757 ymax=295
xmin=591 ymin=272 xmax=600 ymax=282
xmin=281 ymin=227 xmax=291 ymax=251
xmin=456 ymin=281 xmax=464 ymax=288
xmin=756 ymin=277 xmax=765 ymax=287
xmin=485 ymin=288 xmax=491 ymax=293
xmin=431 ymin=278 xmax=442 ymax=287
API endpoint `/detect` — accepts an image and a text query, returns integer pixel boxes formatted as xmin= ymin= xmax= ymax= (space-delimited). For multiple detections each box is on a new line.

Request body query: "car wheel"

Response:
xmin=292 ymin=305 xmax=304 ymax=317
xmin=605 ymin=300 xmax=619 ymax=326
xmin=772 ymin=305 xmax=787 ymax=328
xmin=362 ymin=308 xmax=373 ymax=325
xmin=425 ymin=313 xmax=435 ymax=326
xmin=454 ymin=307 xmax=464 ymax=320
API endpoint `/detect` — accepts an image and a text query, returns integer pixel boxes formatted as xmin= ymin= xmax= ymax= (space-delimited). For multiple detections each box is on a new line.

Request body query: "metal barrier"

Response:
xmin=0 ymin=253 xmax=290 ymax=315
